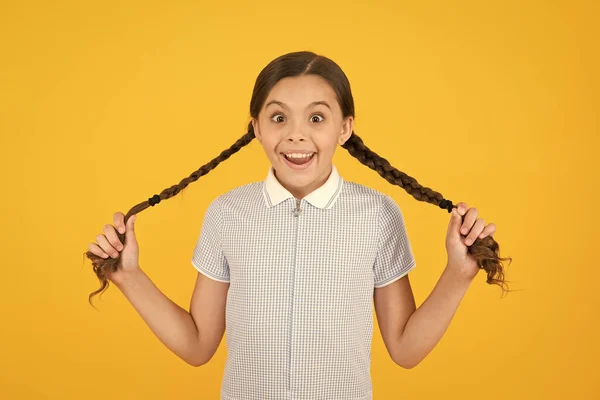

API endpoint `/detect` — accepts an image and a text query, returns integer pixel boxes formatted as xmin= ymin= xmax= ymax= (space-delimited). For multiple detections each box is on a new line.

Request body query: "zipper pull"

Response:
xmin=293 ymin=198 xmax=302 ymax=217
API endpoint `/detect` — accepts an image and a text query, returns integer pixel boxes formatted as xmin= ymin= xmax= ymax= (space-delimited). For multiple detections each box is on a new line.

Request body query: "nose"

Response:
xmin=285 ymin=126 xmax=307 ymax=143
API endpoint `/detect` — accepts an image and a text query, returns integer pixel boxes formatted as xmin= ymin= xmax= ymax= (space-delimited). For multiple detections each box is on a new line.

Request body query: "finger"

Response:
xmin=125 ymin=214 xmax=137 ymax=245
xmin=465 ymin=219 xmax=485 ymax=246
xmin=103 ymin=224 xmax=124 ymax=251
xmin=95 ymin=234 xmax=119 ymax=258
xmin=456 ymin=202 xmax=469 ymax=216
xmin=88 ymin=242 xmax=109 ymax=259
xmin=460 ymin=207 xmax=478 ymax=236
xmin=113 ymin=212 xmax=126 ymax=234
xmin=478 ymin=223 xmax=496 ymax=239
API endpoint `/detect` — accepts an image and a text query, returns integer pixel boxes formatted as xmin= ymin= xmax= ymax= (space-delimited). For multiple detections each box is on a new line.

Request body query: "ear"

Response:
xmin=338 ymin=116 xmax=354 ymax=146
xmin=252 ymin=118 xmax=262 ymax=143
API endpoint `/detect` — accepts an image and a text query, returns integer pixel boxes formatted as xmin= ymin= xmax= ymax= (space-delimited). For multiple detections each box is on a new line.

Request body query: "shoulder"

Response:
xmin=341 ymin=180 xmax=386 ymax=198
xmin=340 ymin=180 xmax=403 ymax=216
xmin=208 ymin=181 xmax=265 ymax=211
xmin=340 ymin=180 xmax=393 ymax=204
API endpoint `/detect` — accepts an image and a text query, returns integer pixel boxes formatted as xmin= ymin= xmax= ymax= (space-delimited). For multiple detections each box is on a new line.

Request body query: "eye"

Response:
xmin=311 ymin=114 xmax=324 ymax=123
xmin=270 ymin=113 xmax=285 ymax=123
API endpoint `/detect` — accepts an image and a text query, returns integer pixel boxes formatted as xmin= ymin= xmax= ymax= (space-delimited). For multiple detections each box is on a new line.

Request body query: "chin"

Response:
xmin=277 ymin=162 xmax=317 ymax=184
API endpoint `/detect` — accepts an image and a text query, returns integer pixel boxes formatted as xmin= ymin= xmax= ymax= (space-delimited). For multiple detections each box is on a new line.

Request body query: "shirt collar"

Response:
xmin=262 ymin=165 xmax=344 ymax=210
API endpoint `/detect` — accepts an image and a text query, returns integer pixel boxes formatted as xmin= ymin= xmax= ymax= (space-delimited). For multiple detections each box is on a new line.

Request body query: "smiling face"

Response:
xmin=252 ymin=74 xmax=353 ymax=199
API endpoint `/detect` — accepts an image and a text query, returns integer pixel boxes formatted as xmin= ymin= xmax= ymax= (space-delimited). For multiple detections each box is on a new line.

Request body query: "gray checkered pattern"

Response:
xmin=191 ymin=166 xmax=416 ymax=400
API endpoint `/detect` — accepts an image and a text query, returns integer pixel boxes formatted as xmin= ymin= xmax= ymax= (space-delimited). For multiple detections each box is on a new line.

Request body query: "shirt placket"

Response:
xmin=288 ymin=197 xmax=303 ymax=399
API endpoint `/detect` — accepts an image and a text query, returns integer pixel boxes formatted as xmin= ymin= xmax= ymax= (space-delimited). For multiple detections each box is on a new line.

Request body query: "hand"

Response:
xmin=445 ymin=202 xmax=496 ymax=280
xmin=87 ymin=212 xmax=140 ymax=283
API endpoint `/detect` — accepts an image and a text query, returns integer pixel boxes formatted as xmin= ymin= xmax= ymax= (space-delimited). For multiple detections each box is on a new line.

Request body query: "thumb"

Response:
xmin=447 ymin=208 xmax=463 ymax=240
xmin=125 ymin=214 xmax=137 ymax=245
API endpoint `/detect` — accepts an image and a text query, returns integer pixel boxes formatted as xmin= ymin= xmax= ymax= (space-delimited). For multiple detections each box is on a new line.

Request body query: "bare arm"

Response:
xmin=89 ymin=211 xmax=229 ymax=366
xmin=113 ymin=269 xmax=229 ymax=367
xmin=374 ymin=265 xmax=473 ymax=368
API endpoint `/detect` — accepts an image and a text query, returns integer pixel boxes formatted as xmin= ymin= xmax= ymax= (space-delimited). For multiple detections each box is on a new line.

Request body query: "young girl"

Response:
xmin=86 ymin=51 xmax=511 ymax=400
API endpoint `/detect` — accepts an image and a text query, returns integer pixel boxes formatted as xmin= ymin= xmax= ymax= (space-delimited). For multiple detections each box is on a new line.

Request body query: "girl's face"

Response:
xmin=252 ymin=74 xmax=353 ymax=199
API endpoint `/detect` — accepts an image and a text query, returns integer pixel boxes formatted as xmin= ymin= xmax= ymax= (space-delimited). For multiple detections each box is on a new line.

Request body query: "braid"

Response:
xmin=86 ymin=122 xmax=256 ymax=305
xmin=342 ymin=132 xmax=513 ymax=295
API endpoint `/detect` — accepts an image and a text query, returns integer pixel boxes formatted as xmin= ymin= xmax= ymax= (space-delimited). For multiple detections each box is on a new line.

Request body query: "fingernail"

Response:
xmin=465 ymin=239 xmax=472 ymax=245
xmin=119 ymin=227 xmax=125 ymax=234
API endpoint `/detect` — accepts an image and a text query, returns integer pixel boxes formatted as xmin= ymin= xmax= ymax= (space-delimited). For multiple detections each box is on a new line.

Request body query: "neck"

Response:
xmin=275 ymin=165 xmax=332 ymax=199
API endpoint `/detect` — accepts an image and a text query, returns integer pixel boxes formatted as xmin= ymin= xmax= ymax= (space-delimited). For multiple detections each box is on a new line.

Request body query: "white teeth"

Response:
xmin=284 ymin=153 xmax=314 ymax=159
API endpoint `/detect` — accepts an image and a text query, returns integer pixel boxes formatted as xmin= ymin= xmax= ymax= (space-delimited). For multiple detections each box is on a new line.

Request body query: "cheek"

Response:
xmin=257 ymin=125 xmax=278 ymax=146
xmin=261 ymin=135 xmax=279 ymax=149
xmin=314 ymin=136 xmax=339 ymax=155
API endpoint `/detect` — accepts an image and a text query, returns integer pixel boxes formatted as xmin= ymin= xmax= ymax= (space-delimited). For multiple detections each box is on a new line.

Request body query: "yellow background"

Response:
xmin=1 ymin=0 xmax=598 ymax=399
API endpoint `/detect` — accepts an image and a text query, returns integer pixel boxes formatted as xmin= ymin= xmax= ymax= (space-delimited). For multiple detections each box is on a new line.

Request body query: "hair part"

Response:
xmin=86 ymin=51 xmax=512 ymax=306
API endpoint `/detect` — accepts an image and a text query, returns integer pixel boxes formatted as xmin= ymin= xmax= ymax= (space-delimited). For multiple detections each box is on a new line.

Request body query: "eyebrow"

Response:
xmin=265 ymin=100 xmax=331 ymax=110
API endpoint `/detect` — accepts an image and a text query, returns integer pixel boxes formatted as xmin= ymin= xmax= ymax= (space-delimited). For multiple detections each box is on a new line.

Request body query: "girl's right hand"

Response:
xmin=88 ymin=212 xmax=139 ymax=282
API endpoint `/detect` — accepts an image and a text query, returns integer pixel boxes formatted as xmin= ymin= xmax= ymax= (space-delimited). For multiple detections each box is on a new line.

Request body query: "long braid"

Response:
xmin=85 ymin=122 xmax=256 ymax=305
xmin=342 ymin=132 xmax=512 ymax=295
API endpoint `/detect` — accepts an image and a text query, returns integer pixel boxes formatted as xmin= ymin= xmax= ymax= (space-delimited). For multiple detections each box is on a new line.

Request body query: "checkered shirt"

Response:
xmin=191 ymin=165 xmax=416 ymax=400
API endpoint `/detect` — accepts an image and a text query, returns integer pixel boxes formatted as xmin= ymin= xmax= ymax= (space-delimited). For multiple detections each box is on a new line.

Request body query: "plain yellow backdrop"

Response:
xmin=1 ymin=0 xmax=598 ymax=399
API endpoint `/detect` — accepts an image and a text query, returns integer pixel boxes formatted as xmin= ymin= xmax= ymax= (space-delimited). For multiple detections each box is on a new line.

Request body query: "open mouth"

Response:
xmin=281 ymin=152 xmax=316 ymax=169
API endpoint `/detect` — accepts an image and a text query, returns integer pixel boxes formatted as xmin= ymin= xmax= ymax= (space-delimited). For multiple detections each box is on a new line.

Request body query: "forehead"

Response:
xmin=265 ymin=75 xmax=338 ymax=108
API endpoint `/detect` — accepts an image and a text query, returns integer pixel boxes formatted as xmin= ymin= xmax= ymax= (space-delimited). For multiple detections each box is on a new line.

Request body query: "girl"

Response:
xmin=86 ymin=51 xmax=511 ymax=400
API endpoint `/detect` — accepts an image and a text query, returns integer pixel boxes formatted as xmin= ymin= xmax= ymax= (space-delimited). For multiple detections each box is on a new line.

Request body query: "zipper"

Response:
xmin=292 ymin=198 xmax=302 ymax=217
xmin=289 ymin=197 xmax=301 ymax=394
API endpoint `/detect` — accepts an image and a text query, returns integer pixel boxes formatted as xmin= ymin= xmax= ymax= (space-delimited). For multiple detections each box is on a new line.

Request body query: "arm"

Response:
xmin=374 ymin=264 xmax=473 ymax=369
xmin=113 ymin=268 xmax=229 ymax=367
xmin=98 ymin=197 xmax=229 ymax=367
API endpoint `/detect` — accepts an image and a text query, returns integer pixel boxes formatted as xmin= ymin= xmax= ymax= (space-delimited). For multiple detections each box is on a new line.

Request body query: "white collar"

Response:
xmin=262 ymin=165 xmax=344 ymax=209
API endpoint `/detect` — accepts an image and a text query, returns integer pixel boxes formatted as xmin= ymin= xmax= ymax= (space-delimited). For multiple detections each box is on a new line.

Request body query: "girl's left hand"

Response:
xmin=445 ymin=202 xmax=497 ymax=280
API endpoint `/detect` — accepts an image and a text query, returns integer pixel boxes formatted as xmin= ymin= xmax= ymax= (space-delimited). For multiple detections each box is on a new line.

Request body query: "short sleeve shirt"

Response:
xmin=191 ymin=165 xmax=416 ymax=400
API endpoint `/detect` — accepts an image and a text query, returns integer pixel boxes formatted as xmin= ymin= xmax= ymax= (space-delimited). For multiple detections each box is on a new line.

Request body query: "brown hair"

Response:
xmin=85 ymin=51 xmax=512 ymax=305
